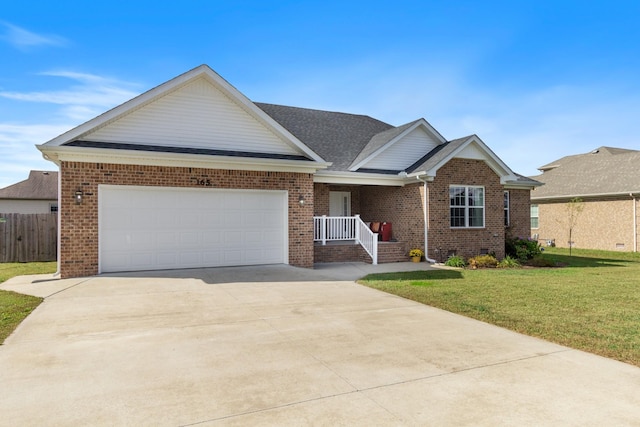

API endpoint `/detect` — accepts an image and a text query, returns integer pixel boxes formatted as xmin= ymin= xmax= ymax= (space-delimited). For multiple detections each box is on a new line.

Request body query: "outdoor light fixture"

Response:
xmin=74 ymin=189 xmax=84 ymax=205
xmin=298 ymin=195 xmax=305 ymax=206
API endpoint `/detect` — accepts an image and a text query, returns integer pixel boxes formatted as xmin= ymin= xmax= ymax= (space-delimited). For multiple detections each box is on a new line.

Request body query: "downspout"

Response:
xmin=417 ymin=175 xmax=437 ymax=263
xmin=632 ymin=193 xmax=638 ymax=253
xmin=43 ymin=152 xmax=61 ymax=277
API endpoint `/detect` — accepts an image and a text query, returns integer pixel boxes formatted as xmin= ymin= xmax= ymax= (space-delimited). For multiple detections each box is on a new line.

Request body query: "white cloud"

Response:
xmin=0 ymin=71 xmax=141 ymax=188
xmin=0 ymin=21 xmax=67 ymax=51
xmin=0 ymin=123 xmax=70 ymax=188
xmin=0 ymin=70 xmax=139 ymax=113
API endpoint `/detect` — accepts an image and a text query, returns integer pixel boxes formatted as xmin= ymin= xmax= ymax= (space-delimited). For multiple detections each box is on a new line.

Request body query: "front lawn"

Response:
xmin=0 ymin=262 xmax=56 ymax=344
xmin=359 ymin=248 xmax=640 ymax=367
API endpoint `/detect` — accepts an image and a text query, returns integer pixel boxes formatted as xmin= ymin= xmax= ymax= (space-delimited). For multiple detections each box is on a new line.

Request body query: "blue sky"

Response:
xmin=1 ymin=1 xmax=639 ymax=188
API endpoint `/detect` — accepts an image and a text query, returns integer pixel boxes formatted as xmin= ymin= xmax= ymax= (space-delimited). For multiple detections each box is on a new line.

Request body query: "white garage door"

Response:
xmin=99 ymin=185 xmax=288 ymax=273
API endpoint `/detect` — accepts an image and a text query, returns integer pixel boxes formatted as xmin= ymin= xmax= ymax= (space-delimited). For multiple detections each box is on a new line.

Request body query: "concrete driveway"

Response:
xmin=1 ymin=263 xmax=639 ymax=426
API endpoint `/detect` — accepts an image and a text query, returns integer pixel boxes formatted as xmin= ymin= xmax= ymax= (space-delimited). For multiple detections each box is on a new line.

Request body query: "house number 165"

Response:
xmin=190 ymin=177 xmax=212 ymax=186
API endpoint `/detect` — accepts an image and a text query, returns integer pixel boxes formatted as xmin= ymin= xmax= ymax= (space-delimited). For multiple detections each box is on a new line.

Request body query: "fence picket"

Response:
xmin=0 ymin=213 xmax=57 ymax=262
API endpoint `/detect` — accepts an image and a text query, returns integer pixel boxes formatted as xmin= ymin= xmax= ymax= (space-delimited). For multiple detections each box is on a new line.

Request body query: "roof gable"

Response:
xmin=0 ymin=170 xmax=58 ymax=200
xmin=531 ymin=146 xmax=640 ymax=199
xmin=349 ymin=119 xmax=446 ymax=171
xmin=42 ymin=65 xmax=324 ymax=162
xmin=408 ymin=135 xmax=520 ymax=184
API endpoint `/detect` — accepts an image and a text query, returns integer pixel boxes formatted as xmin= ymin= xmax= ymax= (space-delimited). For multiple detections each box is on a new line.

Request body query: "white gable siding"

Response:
xmin=82 ymin=77 xmax=300 ymax=155
xmin=455 ymin=142 xmax=486 ymax=160
xmin=363 ymin=127 xmax=439 ymax=170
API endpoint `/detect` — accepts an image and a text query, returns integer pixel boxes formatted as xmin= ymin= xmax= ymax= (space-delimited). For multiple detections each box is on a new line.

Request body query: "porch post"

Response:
xmin=321 ymin=215 xmax=327 ymax=245
xmin=354 ymin=214 xmax=360 ymax=243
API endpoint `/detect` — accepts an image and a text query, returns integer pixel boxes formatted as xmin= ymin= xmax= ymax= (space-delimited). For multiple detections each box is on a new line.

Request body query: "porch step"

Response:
xmin=314 ymin=241 xmax=407 ymax=264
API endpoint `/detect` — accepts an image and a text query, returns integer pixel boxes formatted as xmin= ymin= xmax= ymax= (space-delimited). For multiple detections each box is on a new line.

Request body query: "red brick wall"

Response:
xmin=360 ymin=183 xmax=425 ymax=255
xmin=506 ymin=189 xmax=531 ymax=240
xmin=427 ymin=158 xmax=505 ymax=261
xmin=59 ymin=162 xmax=314 ymax=278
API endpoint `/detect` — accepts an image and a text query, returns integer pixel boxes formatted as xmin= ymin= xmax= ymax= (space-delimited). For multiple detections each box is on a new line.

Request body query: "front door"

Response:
xmin=329 ymin=191 xmax=351 ymax=217
xmin=328 ymin=191 xmax=351 ymax=239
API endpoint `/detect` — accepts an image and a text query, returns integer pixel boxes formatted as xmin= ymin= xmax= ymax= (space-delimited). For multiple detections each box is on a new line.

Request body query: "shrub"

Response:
xmin=506 ymin=237 xmax=542 ymax=262
xmin=468 ymin=254 xmax=498 ymax=269
xmin=445 ymin=255 xmax=466 ymax=268
xmin=497 ymin=255 xmax=521 ymax=269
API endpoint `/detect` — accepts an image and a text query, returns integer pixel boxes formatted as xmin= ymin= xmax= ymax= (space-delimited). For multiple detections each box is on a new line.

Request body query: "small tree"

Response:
xmin=566 ymin=197 xmax=584 ymax=256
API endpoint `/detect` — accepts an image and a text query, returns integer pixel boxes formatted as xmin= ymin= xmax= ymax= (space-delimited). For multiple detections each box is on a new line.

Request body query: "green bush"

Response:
xmin=506 ymin=237 xmax=542 ymax=262
xmin=468 ymin=254 xmax=498 ymax=269
xmin=444 ymin=255 xmax=466 ymax=268
xmin=497 ymin=255 xmax=521 ymax=269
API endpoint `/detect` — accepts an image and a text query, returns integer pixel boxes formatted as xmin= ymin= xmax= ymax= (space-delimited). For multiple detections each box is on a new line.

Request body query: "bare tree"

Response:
xmin=566 ymin=197 xmax=584 ymax=256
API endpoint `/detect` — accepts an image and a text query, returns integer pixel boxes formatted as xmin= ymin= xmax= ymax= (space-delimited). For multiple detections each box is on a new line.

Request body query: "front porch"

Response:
xmin=313 ymin=215 xmax=409 ymax=264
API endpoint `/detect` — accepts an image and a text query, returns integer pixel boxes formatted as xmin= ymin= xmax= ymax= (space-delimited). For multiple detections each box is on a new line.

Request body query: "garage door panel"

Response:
xmin=100 ymin=186 xmax=287 ymax=273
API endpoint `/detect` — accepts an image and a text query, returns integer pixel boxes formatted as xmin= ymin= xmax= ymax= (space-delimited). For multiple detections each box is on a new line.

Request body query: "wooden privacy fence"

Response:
xmin=0 ymin=213 xmax=57 ymax=263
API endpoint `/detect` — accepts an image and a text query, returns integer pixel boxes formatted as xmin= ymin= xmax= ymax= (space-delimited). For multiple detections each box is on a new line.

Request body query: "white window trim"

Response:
xmin=450 ymin=185 xmax=485 ymax=229
xmin=531 ymin=204 xmax=539 ymax=229
xmin=504 ymin=191 xmax=510 ymax=227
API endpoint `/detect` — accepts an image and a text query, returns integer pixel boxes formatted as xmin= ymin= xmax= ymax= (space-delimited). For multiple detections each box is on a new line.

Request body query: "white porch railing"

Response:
xmin=313 ymin=215 xmax=378 ymax=264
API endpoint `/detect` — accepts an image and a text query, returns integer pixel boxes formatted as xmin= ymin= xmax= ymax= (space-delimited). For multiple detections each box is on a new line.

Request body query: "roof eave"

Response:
xmin=37 ymin=145 xmax=330 ymax=174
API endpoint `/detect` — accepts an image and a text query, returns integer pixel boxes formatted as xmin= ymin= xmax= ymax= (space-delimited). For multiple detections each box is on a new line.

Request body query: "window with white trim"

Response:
xmin=450 ymin=185 xmax=484 ymax=228
xmin=504 ymin=191 xmax=510 ymax=227
xmin=530 ymin=204 xmax=539 ymax=229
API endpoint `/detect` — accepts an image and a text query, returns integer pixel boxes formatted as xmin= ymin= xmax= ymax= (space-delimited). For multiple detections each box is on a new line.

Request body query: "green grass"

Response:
xmin=359 ymin=248 xmax=640 ymax=367
xmin=0 ymin=262 xmax=56 ymax=344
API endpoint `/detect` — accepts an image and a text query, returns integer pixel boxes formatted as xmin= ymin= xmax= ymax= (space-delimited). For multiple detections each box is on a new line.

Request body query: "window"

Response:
xmin=530 ymin=204 xmax=539 ymax=229
xmin=504 ymin=191 xmax=510 ymax=227
xmin=50 ymin=203 xmax=58 ymax=213
xmin=450 ymin=186 xmax=484 ymax=228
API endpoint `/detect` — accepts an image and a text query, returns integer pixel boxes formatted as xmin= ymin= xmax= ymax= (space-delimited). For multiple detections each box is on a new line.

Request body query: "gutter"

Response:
xmin=532 ymin=190 xmax=640 ymax=202
xmin=416 ymin=175 xmax=437 ymax=263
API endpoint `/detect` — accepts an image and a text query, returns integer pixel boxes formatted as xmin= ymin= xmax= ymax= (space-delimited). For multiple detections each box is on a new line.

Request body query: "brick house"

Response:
xmin=530 ymin=147 xmax=640 ymax=252
xmin=37 ymin=65 xmax=540 ymax=278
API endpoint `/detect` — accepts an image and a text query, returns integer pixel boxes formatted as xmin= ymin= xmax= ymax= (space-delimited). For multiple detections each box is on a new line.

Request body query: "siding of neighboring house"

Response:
xmin=533 ymin=197 xmax=639 ymax=252
xmin=428 ymin=158 xmax=506 ymax=261
xmin=59 ymin=161 xmax=314 ymax=278
xmin=0 ymin=199 xmax=57 ymax=214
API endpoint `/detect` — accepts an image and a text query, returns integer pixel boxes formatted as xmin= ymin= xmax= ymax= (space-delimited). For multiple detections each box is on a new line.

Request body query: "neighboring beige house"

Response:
xmin=0 ymin=170 xmax=58 ymax=214
xmin=530 ymin=147 xmax=640 ymax=252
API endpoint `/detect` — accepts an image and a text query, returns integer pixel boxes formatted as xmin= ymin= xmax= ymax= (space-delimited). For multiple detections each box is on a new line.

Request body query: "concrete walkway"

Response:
xmin=1 ymin=263 xmax=639 ymax=426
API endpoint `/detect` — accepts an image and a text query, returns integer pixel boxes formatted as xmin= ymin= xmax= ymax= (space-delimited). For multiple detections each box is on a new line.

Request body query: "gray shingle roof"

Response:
xmin=0 ymin=170 xmax=58 ymax=200
xmin=255 ymin=103 xmax=393 ymax=171
xmin=530 ymin=146 xmax=640 ymax=199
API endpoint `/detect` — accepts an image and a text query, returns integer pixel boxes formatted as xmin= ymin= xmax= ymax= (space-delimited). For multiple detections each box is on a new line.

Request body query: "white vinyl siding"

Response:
xmin=83 ymin=77 xmax=300 ymax=155
xmin=363 ymin=127 xmax=439 ymax=170
xmin=450 ymin=185 xmax=485 ymax=228
xmin=99 ymin=185 xmax=287 ymax=273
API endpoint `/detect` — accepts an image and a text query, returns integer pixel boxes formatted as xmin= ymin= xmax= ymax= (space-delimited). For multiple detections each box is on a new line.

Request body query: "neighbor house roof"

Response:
xmin=0 ymin=170 xmax=58 ymax=200
xmin=530 ymin=146 xmax=640 ymax=200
